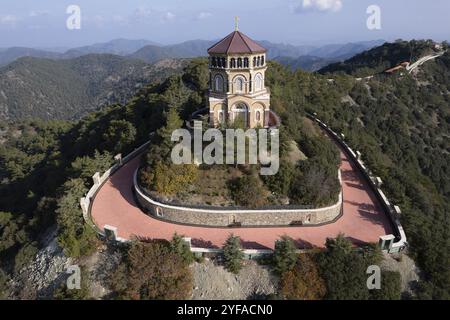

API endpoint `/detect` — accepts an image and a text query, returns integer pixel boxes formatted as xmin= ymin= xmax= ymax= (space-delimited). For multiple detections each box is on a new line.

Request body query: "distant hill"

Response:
xmin=308 ymin=40 xmax=385 ymax=60
xmin=63 ymin=38 xmax=160 ymax=58
xmin=273 ymin=55 xmax=337 ymax=71
xmin=0 ymin=38 xmax=385 ymax=67
xmin=0 ymin=55 xmax=186 ymax=120
xmin=319 ymin=39 xmax=441 ymax=76
xmin=129 ymin=39 xmax=385 ymax=64
xmin=129 ymin=40 xmax=215 ymax=63
xmin=0 ymin=47 xmax=61 ymax=66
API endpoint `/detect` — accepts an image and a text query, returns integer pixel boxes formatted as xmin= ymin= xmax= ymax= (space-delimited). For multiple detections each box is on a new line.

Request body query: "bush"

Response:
xmin=317 ymin=234 xmax=369 ymax=300
xmin=228 ymin=174 xmax=268 ymax=208
xmin=110 ymin=240 xmax=192 ymax=300
xmin=281 ymin=254 xmax=327 ymax=300
xmin=170 ymin=233 xmax=194 ymax=265
xmin=370 ymin=270 xmax=402 ymax=300
xmin=273 ymin=236 xmax=298 ymax=275
xmin=223 ymin=235 xmax=244 ymax=274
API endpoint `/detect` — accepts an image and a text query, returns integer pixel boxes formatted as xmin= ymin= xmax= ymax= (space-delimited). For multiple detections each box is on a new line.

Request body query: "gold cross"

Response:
xmin=235 ymin=16 xmax=239 ymax=31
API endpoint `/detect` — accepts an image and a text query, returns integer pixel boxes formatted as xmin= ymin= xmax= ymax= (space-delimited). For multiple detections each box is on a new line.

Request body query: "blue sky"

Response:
xmin=0 ymin=0 xmax=449 ymax=48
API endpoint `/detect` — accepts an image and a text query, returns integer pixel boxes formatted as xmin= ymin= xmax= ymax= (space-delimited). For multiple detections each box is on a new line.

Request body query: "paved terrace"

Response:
xmin=90 ymin=144 xmax=394 ymax=250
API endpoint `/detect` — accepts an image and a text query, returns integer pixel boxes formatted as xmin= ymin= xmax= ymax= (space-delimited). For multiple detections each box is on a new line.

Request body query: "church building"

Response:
xmin=207 ymin=23 xmax=271 ymax=128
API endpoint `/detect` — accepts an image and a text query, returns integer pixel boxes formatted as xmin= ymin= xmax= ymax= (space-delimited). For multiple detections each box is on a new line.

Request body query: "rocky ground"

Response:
xmin=9 ymin=232 xmax=72 ymax=299
xmin=380 ymin=251 xmax=420 ymax=296
xmin=190 ymin=259 xmax=278 ymax=300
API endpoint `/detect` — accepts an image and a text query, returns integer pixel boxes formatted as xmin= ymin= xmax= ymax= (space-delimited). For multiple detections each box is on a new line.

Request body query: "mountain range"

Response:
xmin=0 ymin=38 xmax=385 ymax=68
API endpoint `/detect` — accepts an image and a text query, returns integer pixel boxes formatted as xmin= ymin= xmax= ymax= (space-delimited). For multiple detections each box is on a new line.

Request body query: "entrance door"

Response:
xmin=232 ymin=103 xmax=248 ymax=127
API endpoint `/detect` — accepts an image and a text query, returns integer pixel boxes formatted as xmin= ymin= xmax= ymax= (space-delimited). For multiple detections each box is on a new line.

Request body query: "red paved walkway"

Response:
xmin=91 ymin=150 xmax=393 ymax=250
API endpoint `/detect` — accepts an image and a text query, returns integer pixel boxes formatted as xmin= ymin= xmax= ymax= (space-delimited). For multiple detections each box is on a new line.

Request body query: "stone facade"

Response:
xmin=208 ymin=31 xmax=271 ymax=128
xmin=134 ymin=170 xmax=342 ymax=227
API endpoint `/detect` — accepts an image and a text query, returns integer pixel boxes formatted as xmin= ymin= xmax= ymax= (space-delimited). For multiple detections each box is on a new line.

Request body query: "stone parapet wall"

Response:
xmin=307 ymin=113 xmax=407 ymax=253
xmin=133 ymin=169 xmax=342 ymax=227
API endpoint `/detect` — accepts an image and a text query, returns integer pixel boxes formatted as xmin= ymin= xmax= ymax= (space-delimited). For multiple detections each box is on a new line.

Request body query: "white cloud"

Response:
xmin=0 ymin=14 xmax=19 ymax=27
xmin=29 ymin=10 xmax=49 ymax=17
xmin=295 ymin=0 xmax=343 ymax=13
xmin=133 ymin=7 xmax=153 ymax=19
xmin=164 ymin=11 xmax=176 ymax=21
xmin=196 ymin=12 xmax=212 ymax=20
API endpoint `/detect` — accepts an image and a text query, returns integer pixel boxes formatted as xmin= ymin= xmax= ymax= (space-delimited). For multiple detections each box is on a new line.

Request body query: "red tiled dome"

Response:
xmin=207 ymin=31 xmax=266 ymax=54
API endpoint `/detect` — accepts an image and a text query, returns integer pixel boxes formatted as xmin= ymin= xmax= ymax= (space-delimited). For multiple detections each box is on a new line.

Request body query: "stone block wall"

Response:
xmin=134 ymin=170 xmax=342 ymax=227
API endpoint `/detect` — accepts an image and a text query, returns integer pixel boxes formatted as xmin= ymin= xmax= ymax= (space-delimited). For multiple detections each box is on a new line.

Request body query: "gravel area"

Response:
xmin=381 ymin=252 xmax=420 ymax=295
xmin=191 ymin=259 xmax=278 ymax=300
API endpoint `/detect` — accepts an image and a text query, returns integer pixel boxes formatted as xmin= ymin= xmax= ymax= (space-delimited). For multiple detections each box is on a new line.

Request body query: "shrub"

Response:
xmin=223 ymin=235 xmax=244 ymax=274
xmin=110 ymin=240 xmax=192 ymax=300
xmin=273 ymin=236 xmax=298 ymax=275
xmin=281 ymin=254 xmax=327 ymax=300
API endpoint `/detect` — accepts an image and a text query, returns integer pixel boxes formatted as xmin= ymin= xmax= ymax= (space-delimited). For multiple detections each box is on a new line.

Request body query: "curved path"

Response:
xmin=91 ymin=147 xmax=393 ymax=250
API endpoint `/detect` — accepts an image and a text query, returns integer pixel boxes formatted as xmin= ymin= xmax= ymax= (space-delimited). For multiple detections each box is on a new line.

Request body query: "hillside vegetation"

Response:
xmin=0 ymin=40 xmax=449 ymax=299
xmin=0 ymin=54 xmax=186 ymax=121
xmin=319 ymin=39 xmax=442 ymax=77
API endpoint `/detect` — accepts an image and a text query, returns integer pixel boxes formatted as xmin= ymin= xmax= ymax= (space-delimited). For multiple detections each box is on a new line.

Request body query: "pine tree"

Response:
xmin=273 ymin=236 xmax=298 ymax=274
xmin=223 ymin=234 xmax=244 ymax=274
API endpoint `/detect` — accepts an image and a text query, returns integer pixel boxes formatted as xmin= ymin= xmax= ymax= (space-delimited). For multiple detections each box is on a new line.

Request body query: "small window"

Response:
xmin=214 ymin=75 xmax=224 ymax=92
xmin=230 ymin=58 xmax=236 ymax=68
xmin=235 ymin=77 xmax=244 ymax=92
xmin=261 ymin=56 xmax=265 ymax=66
xmin=256 ymin=110 xmax=261 ymax=122
xmin=237 ymin=58 xmax=242 ymax=68
xmin=244 ymin=57 xmax=249 ymax=68
xmin=218 ymin=111 xmax=224 ymax=123
xmin=156 ymin=207 xmax=163 ymax=217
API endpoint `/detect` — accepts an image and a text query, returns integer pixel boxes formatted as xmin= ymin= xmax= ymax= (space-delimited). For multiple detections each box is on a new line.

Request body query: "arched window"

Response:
xmin=256 ymin=56 xmax=260 ymax=67
xmin=256 ymin=110 xmax=261 ymax=122
xmin=244 ymin=57 xmax=249 ymax=68
xmin=211 ymin=57 xmax=217 ymax=67
xmin=237 ymin=58 xmax=242 ymax=68
xmin=234 ymin=76 xmax=244 ymax=93
xmin=214 ymin=75 xmax=224 ymax=92
xmin=253 ymin=57 xmax=257 ymax=67
xmin=261 ymin=55 xmax=265 ymax=66
xmin=218 ymin=111 xmax=224 ymax=123
xmin=222 ymin=57 xmax=227 ymax=68
xmin=230 ymin=58 xmax=236 ymax=68
xmin=255 ymin=73 xmax=263 ymax=91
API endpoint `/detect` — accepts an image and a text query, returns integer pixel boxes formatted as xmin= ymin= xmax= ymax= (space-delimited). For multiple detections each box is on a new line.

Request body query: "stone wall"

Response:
xmin=134 ymin=169 xmax=342 ymax=227
xmin=308 ymin=113 xmax=407 ymax=254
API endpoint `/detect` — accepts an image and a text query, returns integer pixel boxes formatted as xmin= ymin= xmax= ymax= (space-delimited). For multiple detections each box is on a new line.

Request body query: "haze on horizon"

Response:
xmin=0 ymin=0 xmax=449 ymax=48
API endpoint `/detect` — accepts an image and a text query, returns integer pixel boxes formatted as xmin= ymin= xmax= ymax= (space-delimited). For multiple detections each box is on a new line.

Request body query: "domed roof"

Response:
xmin=207 ymin=31 xmax=266 ymax=55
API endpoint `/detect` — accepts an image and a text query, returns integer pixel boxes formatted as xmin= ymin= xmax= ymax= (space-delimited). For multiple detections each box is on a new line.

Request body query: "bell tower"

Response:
xmin=207 ymin=21 xmax=271 ymax=128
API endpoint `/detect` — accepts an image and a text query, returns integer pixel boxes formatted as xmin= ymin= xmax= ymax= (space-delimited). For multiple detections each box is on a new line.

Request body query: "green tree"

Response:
xmin=370 ymin=270 xmax=402 ymax=300
xmin=317 ymin=234 xmax=369 ymax=300
xmin=228 ymin=174 xmax=268 ymax=208
xmin=223 ymin=235 xmax=244 ymax=274
xmin=273 ymin=236 xmax=298 ymax=275
xmin=110 ymin=240 xmax=192 ymax=300
xmin=170 ymin=233 xmax=194 ymax=265
xmin=102 ymin=119 xmax=137 ymax=154
xmin=280 ymin=254 xmax=327 ymax=300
